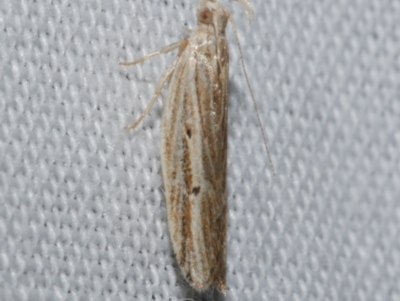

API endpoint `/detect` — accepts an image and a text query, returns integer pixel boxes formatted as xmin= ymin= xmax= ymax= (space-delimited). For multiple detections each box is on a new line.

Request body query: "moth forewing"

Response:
xmin=121 ymin=0 xmax=256 ymax=295
xmin=161 ymin=8 xmax=229 ymax=293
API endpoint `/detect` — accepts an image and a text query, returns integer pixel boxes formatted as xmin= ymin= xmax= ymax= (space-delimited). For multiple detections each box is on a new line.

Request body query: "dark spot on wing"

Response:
xmin=186 ymin=127 xmax=192 ymax=138
xmin=191 ymin=186 xmax=200 ymax=196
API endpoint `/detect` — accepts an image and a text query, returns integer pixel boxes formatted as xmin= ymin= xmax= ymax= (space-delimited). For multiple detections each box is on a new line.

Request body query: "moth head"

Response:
xmin=197 ymin=0 xmax=229 ymax=34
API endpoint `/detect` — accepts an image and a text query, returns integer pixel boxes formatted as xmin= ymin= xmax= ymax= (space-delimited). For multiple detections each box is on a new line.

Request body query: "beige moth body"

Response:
xmin=121 ymin=0 xmax=255 ymax=294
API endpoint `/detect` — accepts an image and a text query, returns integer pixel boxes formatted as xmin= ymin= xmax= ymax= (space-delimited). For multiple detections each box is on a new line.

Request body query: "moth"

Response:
xmin=121 ymin=0 xmax=272 ymax=294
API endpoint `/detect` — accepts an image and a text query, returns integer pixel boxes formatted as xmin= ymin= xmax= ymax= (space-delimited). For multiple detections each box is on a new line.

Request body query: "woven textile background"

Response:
xmin=1 ymin=0 xmax=399 ymax=300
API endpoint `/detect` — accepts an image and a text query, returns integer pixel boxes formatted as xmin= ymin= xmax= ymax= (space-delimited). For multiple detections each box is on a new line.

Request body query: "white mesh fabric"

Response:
xmin=1 ymin=0 xmax=399 ymax=300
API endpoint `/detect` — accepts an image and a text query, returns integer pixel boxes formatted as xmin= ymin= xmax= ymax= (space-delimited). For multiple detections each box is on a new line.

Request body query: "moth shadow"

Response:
xmin=180 ymin=283 xmax=226 ymax=301
xmin=227 ymin=79 xmax=250 ymax=115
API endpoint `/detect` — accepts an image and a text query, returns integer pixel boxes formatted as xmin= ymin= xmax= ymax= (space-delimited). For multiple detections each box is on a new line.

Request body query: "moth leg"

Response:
xmin=120 ymin=40 xmax=184 ymax=66
xmin=124 ymin=62 xmax=176 ymax=130
xmin=122 ymin=38 xmax=190 ymax=130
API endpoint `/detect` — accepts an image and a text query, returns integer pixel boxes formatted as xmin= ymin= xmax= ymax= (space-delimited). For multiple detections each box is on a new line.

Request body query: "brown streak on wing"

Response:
xmin=161 ymin=28 xmax=229 ymax=293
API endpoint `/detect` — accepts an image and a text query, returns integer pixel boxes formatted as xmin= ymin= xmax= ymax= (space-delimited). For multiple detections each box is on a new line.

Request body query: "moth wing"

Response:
xmin=161 ymin=34 xmax=229 ymax=293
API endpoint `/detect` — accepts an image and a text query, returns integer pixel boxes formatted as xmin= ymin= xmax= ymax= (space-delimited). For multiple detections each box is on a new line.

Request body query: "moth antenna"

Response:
xmin=228 ymin=14 xmax=275 ymax=176
xmin=233 ymin=0 xmax=255 ymax=22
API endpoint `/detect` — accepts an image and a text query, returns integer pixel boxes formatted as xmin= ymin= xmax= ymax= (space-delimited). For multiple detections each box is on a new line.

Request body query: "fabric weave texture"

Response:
xmin=1 ymin=0 xmax=399 ymax=300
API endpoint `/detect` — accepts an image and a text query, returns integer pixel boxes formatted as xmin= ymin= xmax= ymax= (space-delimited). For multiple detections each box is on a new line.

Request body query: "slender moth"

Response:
xmin=121 ymin=0 xmax=273 ymax=294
